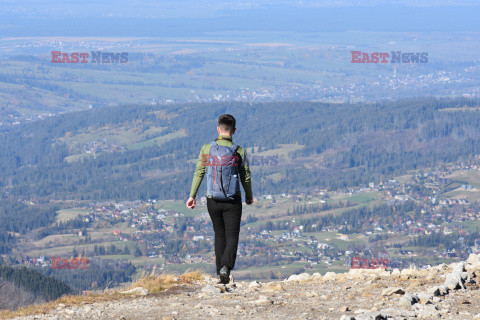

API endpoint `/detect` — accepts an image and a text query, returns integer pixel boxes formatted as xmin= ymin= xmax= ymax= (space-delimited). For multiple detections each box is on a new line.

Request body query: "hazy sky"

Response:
xmin=1 ymin=0 xmax=480 ymax=18
xmin=0 ymin=1 xmax=479 ymax=37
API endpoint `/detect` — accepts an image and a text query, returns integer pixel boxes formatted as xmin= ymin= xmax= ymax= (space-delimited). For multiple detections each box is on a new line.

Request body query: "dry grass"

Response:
xmin=0 ymin=270 xmax=205 ymax=320
xmin=128 ymin=270 xmax=203 ymax=293
xmin=178 ymin=270 xmax=204 ymax=283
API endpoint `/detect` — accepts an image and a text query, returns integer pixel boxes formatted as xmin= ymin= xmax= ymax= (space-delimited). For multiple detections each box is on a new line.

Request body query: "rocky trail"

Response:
xmin=13 ymin=253 xmax=480 ymax=320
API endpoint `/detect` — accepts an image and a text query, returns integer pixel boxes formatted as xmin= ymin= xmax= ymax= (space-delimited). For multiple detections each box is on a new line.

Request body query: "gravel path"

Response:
xmin=12 ymin=253 xmax=480 ymax=320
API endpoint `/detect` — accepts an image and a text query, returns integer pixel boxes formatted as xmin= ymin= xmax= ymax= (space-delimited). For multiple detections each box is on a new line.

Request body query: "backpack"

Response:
xmin=206 ymin=141 xmax=240 ymax=200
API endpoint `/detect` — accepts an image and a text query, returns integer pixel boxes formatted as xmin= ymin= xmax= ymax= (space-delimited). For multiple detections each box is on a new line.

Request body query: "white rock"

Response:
xmin=354 ymin=308 xmax=370 ymax=314
xmin=453 ymin=261 xmax=466 ymax=273
xmin=438 ymin=284 xmax=449 ymax=296
xmin=378 ymin=307 xmax=416 ymax=318
xmin=121 ymin=287 xmax=149 ymax=295
xmin=416 ymin=304 xmax=440 ymax=319
xmin=323 ymin=272 xmax=337 ymax=280
xmin=380 ymin=270 xmax=391 ymax=277
xmin=381 ymin=287 xmax=405 ymax=296
xmin=401 ymin=268 xmax=417 ymax=275
xmin=467 ymin=253 xmax=480 ymax=264
xmin=348 ymin=269 xmax=367 ymax=279
xmin=398 ymin=293 xmax=419 ymax=309
xmin=445 ymin=270 xmax=469 ymax=290
xmin=417 ymin=292 xmax=433 ymax=304
xmin=201 ymin=284 xmax=222 ymax=294
xmin=286 ymin=273 xmax=311 ymax=282
xmin=432 ymin=263 xmax=448 ymax=272
xmin=251 ymin=296 xmax=273 ymax=305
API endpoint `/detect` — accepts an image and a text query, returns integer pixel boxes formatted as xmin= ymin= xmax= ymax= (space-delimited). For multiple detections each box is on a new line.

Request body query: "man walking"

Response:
xmin=186 ymin=114 xmax=253 ymax=284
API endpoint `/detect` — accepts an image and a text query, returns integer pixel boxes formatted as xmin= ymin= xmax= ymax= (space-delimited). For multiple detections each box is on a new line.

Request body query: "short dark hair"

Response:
xmin=218 ymin=114 xmax=236 ymax=133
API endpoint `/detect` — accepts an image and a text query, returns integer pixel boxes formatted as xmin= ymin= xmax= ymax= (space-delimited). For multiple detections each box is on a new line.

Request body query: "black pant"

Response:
xmin=207 ymin=195 xmax=242 ymax=275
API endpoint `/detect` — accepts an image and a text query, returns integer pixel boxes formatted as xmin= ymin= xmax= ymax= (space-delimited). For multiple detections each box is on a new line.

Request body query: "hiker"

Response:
xmin=186 ymin=114 xmax=253 ymax=284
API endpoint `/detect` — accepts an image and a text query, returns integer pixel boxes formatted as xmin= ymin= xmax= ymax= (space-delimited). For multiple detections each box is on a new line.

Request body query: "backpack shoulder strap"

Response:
xmin=210 ymin=141 xmax=217 ymax=147
xmin=231 ymin=144 xmax=241 ymax=170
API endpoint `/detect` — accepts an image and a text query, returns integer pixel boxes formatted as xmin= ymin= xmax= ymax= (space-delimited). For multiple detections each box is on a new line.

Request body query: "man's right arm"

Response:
xmin=238 ymin=147 xmax=253 ymax=203
xmin=189 ymin=144 xmax=208 ymax=199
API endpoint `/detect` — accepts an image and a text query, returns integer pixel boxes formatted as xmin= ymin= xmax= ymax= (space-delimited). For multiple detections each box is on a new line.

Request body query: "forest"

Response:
xmin=1 ymin=97 xmax=480 ymax=203
xmin=0 ymin=264 xmax=72 ymax=301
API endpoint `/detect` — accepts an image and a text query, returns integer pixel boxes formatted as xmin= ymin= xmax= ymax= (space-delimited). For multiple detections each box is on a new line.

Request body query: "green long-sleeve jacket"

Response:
xmin=189 ymin=135 xmax=253 ymax=201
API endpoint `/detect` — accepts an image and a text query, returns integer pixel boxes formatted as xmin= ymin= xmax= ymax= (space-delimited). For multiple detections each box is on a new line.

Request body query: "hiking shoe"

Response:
xmin=219 ymin=265 xmax=230 ymax=284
